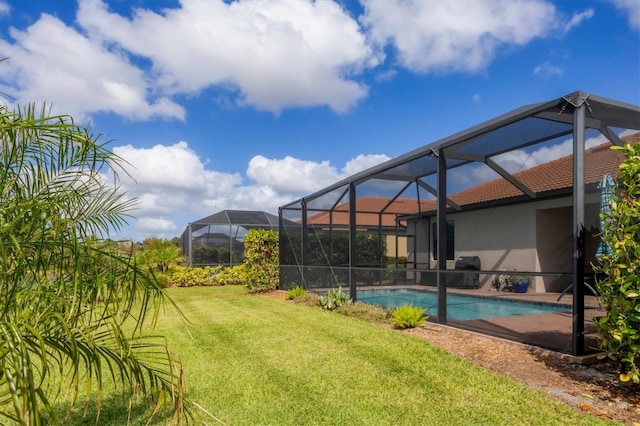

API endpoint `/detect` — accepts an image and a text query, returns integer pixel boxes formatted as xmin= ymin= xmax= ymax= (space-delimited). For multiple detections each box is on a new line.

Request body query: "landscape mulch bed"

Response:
xmin=405 ymin=322 xmax=639 ymax=425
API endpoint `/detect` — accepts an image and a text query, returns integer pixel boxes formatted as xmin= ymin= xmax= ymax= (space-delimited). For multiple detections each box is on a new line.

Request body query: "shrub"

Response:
xmin=392 ymin=304 xmax=427 ymax=329
xmin=285 ymin=286 xmax=308 ymax=300
xmin=335 ymin=302 xmax=392 ymax=322
xmin=171 ymin=265 xmax=221 ymax=287
xmin=595 ymin=141 xmax=640 ymax=383
xmin=319 ymin=287 xmax=351 ymax=311
xmin=244 ymin=229 xmax=279 ymax=293
xmin=214 ymin=265 xmax=248 ymax=286
xmin=292 ymin=292 xmax=320 ymax=307
xmin=155 ymin=272 xmax=172 ymax=288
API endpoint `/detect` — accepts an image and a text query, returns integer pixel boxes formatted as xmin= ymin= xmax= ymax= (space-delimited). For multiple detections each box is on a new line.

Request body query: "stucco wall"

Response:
xmin=408 ymin=193 xmax=602 ymax=293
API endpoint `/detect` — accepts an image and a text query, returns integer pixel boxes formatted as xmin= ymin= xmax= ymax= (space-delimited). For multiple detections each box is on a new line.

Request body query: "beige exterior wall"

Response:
xmin=385 ymin=235 xmax=407 ymax=259
xmin=409 ymin=193 xmax=602 ymax=293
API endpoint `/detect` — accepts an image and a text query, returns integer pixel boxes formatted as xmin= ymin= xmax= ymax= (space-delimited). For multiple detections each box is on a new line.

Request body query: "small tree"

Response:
xmin=595 ymin=141 xmax=640 ymax=384
xmin=139 ymin=237 xmax=183 ymax=273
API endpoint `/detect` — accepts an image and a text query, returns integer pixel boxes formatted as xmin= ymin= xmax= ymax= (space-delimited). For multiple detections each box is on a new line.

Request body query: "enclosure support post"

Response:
xmin=278 ymin=208 xmax=285 ymax=288
xmin=349 ymin=183 xmax=357 ymax=302
xmin=329 ymin=212 xmax=334 ymax=263
xmin=572 ymin=102 xmax=586 ymax=356
xmin=188 ymin=223 xmax=193 ymax=267
xmin=301 ymin=200 xmax=308 ymax=288
xmin=437 ymin=149 xmax=448 ymax=324
xmin=378 ymin=213 xmax=384 ymax=284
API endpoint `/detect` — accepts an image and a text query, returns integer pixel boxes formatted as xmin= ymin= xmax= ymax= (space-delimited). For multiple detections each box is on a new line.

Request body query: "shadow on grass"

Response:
xmin=53 ymin=393 xmax=174 ymax=426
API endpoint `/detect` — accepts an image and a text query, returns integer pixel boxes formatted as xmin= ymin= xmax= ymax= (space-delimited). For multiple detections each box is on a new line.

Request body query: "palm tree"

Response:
xmin=0 ymin=103 xmax=194 ymax=424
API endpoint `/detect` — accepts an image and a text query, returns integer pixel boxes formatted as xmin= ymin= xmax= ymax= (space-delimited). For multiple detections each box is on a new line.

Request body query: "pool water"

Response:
xmin=357 ymin=288 xmax=571 ymax=321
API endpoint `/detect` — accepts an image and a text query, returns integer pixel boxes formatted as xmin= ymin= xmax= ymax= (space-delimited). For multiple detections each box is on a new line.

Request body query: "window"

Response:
xmin=432 ymin=221 xmax=454 ymax=260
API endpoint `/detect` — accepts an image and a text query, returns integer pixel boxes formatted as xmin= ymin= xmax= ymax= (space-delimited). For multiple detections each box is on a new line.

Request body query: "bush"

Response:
xmin=595 ymin=141 xmax=640 ymax=383
xmin=155 ymin=272 xmax=172 ymax=288
xmin=244 ymin=229 xmax=279 ymax=293
xmin=214 ymin=265 xmax=248 ymax=286
xmin=171 ymin=265 xmax=221 ymax=287
xmin=292 ymin=292 xmax=320 ymax=307
xmin=392 ymin=304 xmax=427 ymax=329
xmin=319 ymin=287 xmax=351 ymax=311
xmin=285 ymin=286 xmax=308 ymax=300
xmin=335 ymin=302 xmax=392 ymax=322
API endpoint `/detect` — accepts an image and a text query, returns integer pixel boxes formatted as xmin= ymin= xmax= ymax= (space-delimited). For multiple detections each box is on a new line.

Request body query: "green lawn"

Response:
xmin=62 ymin=286 xmax=609 ymax=425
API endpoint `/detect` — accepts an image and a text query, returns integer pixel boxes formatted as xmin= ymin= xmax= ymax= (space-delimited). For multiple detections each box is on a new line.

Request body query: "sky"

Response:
xmin=0 ymin=0 xmax=638 ymax=242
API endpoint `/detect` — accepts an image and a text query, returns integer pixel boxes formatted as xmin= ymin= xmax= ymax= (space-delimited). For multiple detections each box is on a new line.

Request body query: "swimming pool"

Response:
xmin=357 ymin=288 xmax=571 ymax=321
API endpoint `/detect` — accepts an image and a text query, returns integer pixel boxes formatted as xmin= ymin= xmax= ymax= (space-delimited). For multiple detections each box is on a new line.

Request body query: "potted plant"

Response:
xmin=510 ymin=275 xmax=530 ymax=293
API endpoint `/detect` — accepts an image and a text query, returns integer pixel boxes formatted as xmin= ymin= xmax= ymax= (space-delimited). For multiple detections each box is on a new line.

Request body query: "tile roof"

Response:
xmin=306 ymin=133 xmax=638 ymax=227
xmin=448 ymin=141 xmax=626 ymax=207
xmin=307 ymin=196 xmax=434 ymax=228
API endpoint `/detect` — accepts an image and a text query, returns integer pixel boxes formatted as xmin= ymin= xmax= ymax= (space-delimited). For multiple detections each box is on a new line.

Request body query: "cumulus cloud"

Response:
xmin=110 ymin=140 xmax=389 ymax=238
xmin=247 ymin=155 xmax=340 ymax=193
xmin=136 ymin=217 xmax=178 ymax=234
xmin=342 ymin=154 xmax=391 ymax=175
xmin=0 ymin=14 xmax=184 ymax=121
xmin=0 ymin=0 xmax=380 ymax=118
xmin=0 ymin=0 xmax=593 ymax=121
xmin=113 ymin=141 xmax=242 ymax=216
xmin=76 ymin=0 xmax=380 ymax=114
xmin=360 ymin=0 xmax=563 ymax=73
xmin=607 ymin=0 xmax=640 ymax=30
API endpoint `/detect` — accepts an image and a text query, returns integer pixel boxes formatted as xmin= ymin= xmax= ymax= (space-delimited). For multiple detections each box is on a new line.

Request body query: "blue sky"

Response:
xmin=1 ymin=0 xmax=638 ymax=241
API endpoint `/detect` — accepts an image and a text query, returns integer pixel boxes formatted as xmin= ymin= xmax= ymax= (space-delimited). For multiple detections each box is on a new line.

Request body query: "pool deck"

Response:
xmin=354 ymin=285 xmax=604 ymax=356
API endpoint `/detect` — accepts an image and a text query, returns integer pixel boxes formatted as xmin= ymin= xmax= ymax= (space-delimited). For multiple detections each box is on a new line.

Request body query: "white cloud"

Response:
xmin=451 ymin=133 xmax=610 ymax=188
xmin=113 ymin=141 xmax=243 ymax=217
xmin=564 ymin=9 xmax=594 ymax=33
xmin=532 ymin=61 xmax=564 ymax=77
xmin=76 ymin=0 xmax=381 ymax=114
xmin=342 ymin=153 xmax=391 ymax=175
xmin=0 ymin=1 xmax=10 ymax=15
xmin=110 ymin=140 xmax=389 ymax=238
xmin=472 ymin=93 xmax=481 ymax=103
xmin=0 ymin=0 xmax=381 ymax=119
xmin=494 ymin=134 xmax=607 ymax=173
xmin=0 ymin=0 xmax=591 ymax=121
xmin=0 ymin=14 xmax=184 ymax=121
xmin=375 ymin=69 xmax=397 ymax=83
xmin=360 ymin=0 xmax=560 ymax=73
xmin=247 ymin=155 xmax=341 ymax=193
xmin=607 ymin=0 xmax=640 ymax=30
xmin=136 ymin=217 xmax=178 ymax=234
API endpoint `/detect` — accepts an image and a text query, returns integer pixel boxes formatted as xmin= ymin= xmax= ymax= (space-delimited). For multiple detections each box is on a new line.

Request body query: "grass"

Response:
xmin=57 ymin=286 xmax=610 ymax=425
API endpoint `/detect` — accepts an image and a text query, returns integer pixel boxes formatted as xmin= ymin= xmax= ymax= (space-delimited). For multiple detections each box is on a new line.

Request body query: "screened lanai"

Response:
xmin=181 ymin=210 xmax=280 ymax=266
xmin=279 ymin=91 xmax=640 ymax=356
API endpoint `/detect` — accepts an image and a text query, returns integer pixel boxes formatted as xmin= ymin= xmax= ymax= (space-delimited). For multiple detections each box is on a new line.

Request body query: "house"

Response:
xmin=279 ymin=91 xmax=640 ymax=356
xmin=403 ymin=137 xmax=635 ymax=293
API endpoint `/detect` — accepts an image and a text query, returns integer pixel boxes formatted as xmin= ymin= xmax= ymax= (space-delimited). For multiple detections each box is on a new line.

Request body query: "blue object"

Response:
xmin=357 ymin=288 xmax=570 ymax=321
xmin=596 ymin=174 xmax=616 ymax=257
